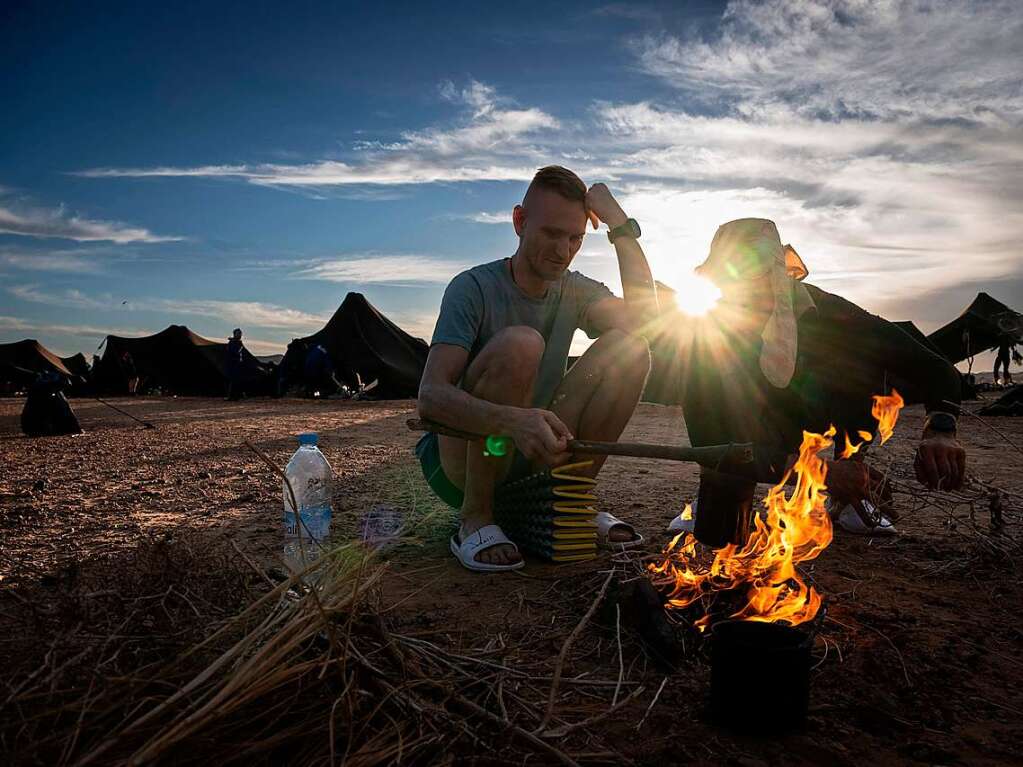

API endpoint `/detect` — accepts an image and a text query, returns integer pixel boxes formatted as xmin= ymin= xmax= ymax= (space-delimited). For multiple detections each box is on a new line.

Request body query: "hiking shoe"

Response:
xmin=828 ymin=499 xmax=898 ymax=536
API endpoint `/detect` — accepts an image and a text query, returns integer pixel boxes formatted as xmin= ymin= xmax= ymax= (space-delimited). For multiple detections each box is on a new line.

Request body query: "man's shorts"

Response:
xmin=415 ymin=432 xmax=533 ymax=509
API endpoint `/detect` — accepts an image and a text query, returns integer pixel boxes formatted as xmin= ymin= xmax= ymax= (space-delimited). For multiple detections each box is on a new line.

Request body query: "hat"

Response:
xmin=697 ymin=218 xmax=807 ymax=283
xmin=699 ymin=218 xmax=813 ymax=389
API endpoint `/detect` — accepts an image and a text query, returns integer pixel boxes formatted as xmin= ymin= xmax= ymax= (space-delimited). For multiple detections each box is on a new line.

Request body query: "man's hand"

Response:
xmin=504 ymin=408 xmax=573 ymax=466
xmin=825 ymin=459 xmax=892 ymax=507
xmin=914 ymin=434 xmax=966 ymax=490
xmin=586 ymin=183 xmax=628 ymax=230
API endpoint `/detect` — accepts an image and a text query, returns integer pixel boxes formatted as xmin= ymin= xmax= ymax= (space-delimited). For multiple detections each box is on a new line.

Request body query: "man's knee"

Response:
xmin=474 ymin=326 xmax=545 ymax=387
xmin=597 ymin=329 xmax=651 ymax=376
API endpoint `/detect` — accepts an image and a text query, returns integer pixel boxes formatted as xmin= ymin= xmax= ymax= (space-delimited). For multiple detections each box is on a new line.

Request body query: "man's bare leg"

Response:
xmin=547 ymin=329 xmax=650 ymax=541
xmin=438 ymin=326 xmax=544 ymax=566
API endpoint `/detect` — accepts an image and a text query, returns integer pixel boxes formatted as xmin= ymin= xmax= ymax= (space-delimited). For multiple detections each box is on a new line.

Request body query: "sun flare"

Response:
xmin=664 ymin=273 xmax=722 ymax=316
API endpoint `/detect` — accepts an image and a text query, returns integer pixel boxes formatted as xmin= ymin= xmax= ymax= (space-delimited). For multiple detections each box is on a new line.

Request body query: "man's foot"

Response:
xmin=595 ymin=512 xmax=644 ymax=548
xmin=458 ymin=518 xmax=522 ymax=567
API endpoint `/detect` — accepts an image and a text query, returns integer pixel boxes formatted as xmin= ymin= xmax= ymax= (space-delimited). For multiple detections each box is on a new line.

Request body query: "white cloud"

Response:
xmin=76 ymin=80 xmax=558 ymax=189
xmin=636 ymin=0 xmax=1022 ymax=125
xmin=292 ymin=255 xmax=469 ymax=285
xmin=64 ymin=14 xmax=1023 ymax=334
xmin=0 ymin=203 xmax=181 ymax=243
xmin=0 ymin=315 xmax=149 ymax=342
xmin=582 ymin=0 xmax=1023 ymax=317
xmin=9 ymin=284 xmax=112 ymax=310
xmin=7 ymin=284 xmax=327 ymax=332
xmin=0 ymin=249 xmax=103 ymax=273
xmin=468 ymin=211 xmax=509 ymax=224
xmin=149 ymin=299 xmax=327 ymax=331
xmin=385 ymin=310 xmax=438 ymax=341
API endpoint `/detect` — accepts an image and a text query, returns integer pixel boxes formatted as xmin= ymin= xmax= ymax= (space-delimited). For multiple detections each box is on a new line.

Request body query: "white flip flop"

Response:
xmin=595 ymin=512 xmax=644 ymax=549
xmin=450 ymin=524 xmax=525 ymax=572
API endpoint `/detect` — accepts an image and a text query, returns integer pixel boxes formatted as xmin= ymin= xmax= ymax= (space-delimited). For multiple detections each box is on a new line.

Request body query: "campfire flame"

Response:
xmin=651 ymin=392 xmax=905 ymax=629
xmin=650 ymin=427 xmax=834 ymax=628
xmin=872 ymin=389 xmax=904 ymax=444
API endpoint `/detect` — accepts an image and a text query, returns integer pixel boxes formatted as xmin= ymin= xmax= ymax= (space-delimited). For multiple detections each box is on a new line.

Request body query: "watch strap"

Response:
xmin=608 ymin=218 xmax=640 ymax=244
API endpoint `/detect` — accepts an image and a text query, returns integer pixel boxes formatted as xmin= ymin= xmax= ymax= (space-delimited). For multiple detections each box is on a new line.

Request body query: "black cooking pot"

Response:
xmin=710 ymin=619 xmax=812 ymax=732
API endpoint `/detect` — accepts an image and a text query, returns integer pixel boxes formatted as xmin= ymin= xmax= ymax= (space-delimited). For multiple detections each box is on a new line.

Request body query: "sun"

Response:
xmin=663 ymin=272 xmax=722 ymax=316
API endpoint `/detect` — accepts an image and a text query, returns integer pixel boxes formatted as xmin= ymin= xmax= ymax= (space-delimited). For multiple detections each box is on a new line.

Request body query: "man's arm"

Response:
xmin=582 ymin=184 xmax=660 ymax=334
xmin=833 ymin=301 xmax=966 ymax=491
xmin=418 ymin=344 xmax=572 ymax=466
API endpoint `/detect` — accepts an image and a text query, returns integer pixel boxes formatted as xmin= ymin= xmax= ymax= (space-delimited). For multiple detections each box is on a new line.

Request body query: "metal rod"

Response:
xmin=94 ymin=397 xmax=157 ymax=429
xmin=406 ymin=418 xmax=752 ymax=468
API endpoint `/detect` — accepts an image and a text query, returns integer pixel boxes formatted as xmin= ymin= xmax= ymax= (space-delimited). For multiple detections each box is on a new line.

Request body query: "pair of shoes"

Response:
xmin=450 ymin=513 xmax=645 ymax=573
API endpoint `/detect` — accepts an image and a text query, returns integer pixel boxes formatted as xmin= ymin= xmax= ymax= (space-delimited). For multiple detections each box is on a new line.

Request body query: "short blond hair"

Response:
xmin=524 ymin=165 xmax=586 ymax=206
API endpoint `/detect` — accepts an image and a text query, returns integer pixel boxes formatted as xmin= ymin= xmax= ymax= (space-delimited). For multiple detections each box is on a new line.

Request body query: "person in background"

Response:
xmin=303 ymin=343 xmax=340 ymax=398
xmin=120 ymin=351 xmax=139 ymax=395
xmin=226 ymin=328 xmax=245 ymax=401
xmin=993 ymin=339 xmax=1016 ymax=386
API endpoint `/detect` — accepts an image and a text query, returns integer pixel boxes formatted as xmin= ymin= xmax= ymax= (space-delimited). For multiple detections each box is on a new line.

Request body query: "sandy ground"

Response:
xmin=1 ymin=395 xmax=1022 ymax=765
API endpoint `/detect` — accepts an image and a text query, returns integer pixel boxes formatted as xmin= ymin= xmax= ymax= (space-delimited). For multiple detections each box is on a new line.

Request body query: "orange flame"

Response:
xmin=650 ymin=392 xmax=906 ymax=630
xmin=650 ymin=426 xmax=835 ymax=628
xmin=839 ymin=429 xmax=875 ymax=459
xmin=871 ymin=389 xmax=904 ymax=444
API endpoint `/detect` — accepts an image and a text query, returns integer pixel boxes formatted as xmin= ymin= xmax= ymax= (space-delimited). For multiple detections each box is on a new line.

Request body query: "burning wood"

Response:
xmin=650 ymin=391 xmax=905 ymax=631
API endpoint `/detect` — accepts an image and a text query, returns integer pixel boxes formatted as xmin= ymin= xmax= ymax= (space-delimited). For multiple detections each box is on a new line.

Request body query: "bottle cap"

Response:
xmin=297 ymin=432 xmax=318 ymax=446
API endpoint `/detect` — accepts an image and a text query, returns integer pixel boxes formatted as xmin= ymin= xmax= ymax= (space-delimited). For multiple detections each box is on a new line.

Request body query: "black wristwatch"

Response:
xmin=924 ymin=411 xmax=957 ymax=434
xmin=608 ymin=218 xmax=641 ymax=244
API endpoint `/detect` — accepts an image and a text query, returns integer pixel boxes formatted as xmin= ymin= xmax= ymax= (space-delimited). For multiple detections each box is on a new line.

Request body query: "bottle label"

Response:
xmin=283 ymin=504 xmax=332 ymax=542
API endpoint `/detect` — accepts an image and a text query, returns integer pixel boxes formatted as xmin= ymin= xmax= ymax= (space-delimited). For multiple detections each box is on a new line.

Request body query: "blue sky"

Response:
xmin=1 ymin=0 xmax=1020 ymax=369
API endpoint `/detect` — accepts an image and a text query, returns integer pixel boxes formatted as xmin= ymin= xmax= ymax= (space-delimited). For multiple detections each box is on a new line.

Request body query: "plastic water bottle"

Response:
xmin=283 ymin=432 xmax=333 ymax=570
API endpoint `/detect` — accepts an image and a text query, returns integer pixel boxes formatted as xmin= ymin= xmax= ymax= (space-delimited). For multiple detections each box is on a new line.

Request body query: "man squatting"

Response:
xmin=417 ymin=167 xmax=968 ymax=570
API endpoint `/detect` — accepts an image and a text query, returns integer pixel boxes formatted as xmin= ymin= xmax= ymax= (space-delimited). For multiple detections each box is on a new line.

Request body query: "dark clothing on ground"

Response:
xmin=682 ymin=284 xmax=962 ymax=483
xmin=22 ymin=374 xmax=82 ymax=437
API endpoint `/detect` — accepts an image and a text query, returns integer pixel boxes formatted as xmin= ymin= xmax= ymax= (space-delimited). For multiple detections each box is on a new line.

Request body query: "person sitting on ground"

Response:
xmin=303 ymin=343 xmax=340 ymax=398
xmin=417 ymin=166 xmax=662 ymax=572
xmin=21 ymin=370 xmax=82 ymax=437
xmin=671 ymin=218 xmax=967 ymax=538
xmin=226 ymin=328 xmax=246 ymax=401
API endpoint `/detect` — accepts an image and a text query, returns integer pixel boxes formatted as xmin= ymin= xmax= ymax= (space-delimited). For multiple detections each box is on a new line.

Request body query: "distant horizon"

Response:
xmin=2 ymin=1 xmax=1020 ymax=376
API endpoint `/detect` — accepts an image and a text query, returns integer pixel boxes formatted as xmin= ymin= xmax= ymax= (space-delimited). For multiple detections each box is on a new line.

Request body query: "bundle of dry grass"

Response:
xmin=2 ymin=531 xmax=646 ymax=767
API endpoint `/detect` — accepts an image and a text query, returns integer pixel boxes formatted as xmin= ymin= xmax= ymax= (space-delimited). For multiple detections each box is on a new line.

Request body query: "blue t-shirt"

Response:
xmin=431 ymin=258 xmax=613 ymax=407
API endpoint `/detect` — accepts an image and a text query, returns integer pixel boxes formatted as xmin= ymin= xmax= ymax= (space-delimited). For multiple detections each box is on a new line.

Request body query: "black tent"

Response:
xmin=0 ymin=339 xmax=73 ymax=391
xmin=59 ymin=352 xmax=93 ymax=395
xmin=94 ymin=325 xmax=275 ymax=396
xmin=926 ymin=293 xmax=1022 ymax=364
xmin=894 ymin=321 xmax=945 ymax=357
xmin=281 ymin=293 xmax=428 ymax=399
